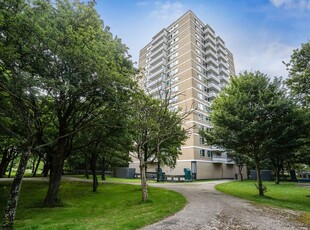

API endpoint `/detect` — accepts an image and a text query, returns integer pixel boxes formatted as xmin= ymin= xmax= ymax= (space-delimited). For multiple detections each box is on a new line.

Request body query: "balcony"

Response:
xmin=151 ymin=38 xmax=167 ymax=52
xmin=148 ymin=85 xmax=163 ymax=95
xmin=218 ymin=59 xmax=228 ymax=68
xmin=206 ymin=65 xmax=219 ymax=75
xmin=150 ymin=44 xmax=167 ymax=59
xmin=218 ymin=51 xmax=227 ymax=61
xmin=150 ymin=52 xmax=166 ymax=65
xmin=206 ymin=74 xmax=220 ymax=84
xmin=208 ymin=92 xmax=217 ymax=98
xmin=204 ymin=25 xmax=216 ymax=37
xmin=220 ymin=75 xmax=230 ymax=84
xmin=205 ymin=49 xmax=217 ymax=59
xmin=152 ymin=29 xmax=168 ymax=45
xmin=216 ymin=37 xmax=225 ymax=48
xmin=205 ymin=34 xmax=216 ymax=46
xmin=147 ymin=77 xmax=163 ymax=89
xmin=205 ymin=57 xmax=218 ymax=67
xmin=219 ymin=67 xmax=230 ymax=76
xmin=149 ymin=67 xmax=164 ymax=81
xmin=212 ymin=155 xmax=228 ymax=163
xmin=208 ymin=82 xmax=221 ymax=92
xmin=149 ymin=59 xmax=165 ymax=73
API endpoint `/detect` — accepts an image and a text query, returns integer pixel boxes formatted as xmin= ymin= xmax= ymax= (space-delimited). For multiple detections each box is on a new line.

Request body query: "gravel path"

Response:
xmin=142 ymin=181 xmax=309 ymax=230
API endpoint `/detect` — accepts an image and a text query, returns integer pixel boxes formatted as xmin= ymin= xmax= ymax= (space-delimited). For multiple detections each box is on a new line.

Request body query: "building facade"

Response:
xmin=130 ymin=10 xmax=246 ymax=179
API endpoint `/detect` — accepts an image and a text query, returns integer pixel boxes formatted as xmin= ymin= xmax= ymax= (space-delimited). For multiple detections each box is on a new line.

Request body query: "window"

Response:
xmin=198 ymin=103 xmax=203 ymax=110
xmin=171 ymin=76 xmax=179 ymax=85
xmin=198 ymin=93 xmax=203 ymax=100
xmin=169 ymin=59 xmax=178 ymax=69
xmin=197 ymin=56 xmax=201 ymax=63
xmin=198 ymin=113 xmax=203 ymax=121
xmin=197 ymin=83 xmax=202 ymax=90
xmin=171 ymin=85 xmax=178 ymax=93
xmin=207 ymin=151 xmax=213 ymax=158
xmin=197 ymin=65 xmax=202 ymax=71
xmin=196 ymin=48 xmax=201 ymax=55
xmin=199 ymin=137 xmax=205 ymax=145
xmin=197 ymin=74 xmax=203 ymax=80
xmin=200 ymin=149 xmax=205 ymax=157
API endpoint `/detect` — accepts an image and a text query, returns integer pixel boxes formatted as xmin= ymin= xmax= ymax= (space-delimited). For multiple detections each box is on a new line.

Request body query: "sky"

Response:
xmin=94 ymin=0 xmax=310 ymax=78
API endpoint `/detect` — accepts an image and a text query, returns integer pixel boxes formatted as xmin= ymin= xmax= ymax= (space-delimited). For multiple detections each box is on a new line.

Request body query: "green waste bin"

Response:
xmin=184 ymin=168 xmax=192 ymax=181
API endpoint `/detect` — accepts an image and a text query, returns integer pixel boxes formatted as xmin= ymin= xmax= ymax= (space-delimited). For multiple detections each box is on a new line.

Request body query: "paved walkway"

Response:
xmin=142 ymin=181 xmax=309 ymax=230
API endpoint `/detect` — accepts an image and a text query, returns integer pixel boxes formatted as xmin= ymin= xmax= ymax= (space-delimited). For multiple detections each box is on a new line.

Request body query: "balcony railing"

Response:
xmin=205 ymin=57 xmax=218 ymax=67
xmin=150 ymin=44 xmax=167 ymax=59
xmin=206 ymin=65 xmax=219 ymax=75
xmin=208 ymin=82 xmax=221 ymax=92
xmin=206 ymin=74 xmax=221 ymax=84
xmin=219 ymin=67 xmax=230 ymax=76
xmin=220 ymin=75 xmax=230 ymax=84
xmin=212 ymin=156 xmax=228 ymax=163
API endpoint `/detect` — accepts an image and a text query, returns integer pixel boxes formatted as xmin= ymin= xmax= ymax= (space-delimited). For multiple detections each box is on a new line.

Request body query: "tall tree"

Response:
xmin=131 ymin=91 xmax=188 ymax=201
xmin=0 ymin=1 xmax=50 ymax=227
xmin=263 ymin=97 xmax=307 ymax=184
xmin=201 ymin=71 xmax=301 ymax=196
xmin=285 ymin=41 xmax=310 ymax=166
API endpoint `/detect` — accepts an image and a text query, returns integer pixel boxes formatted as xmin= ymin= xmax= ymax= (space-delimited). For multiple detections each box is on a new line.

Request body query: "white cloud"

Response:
xmin=234 ymin=41 xmax=294 ymax=78
xmin=269 ymin=0 xmax=310 ymax=10
xmin=150 ymin=1 xmax=186 ymax=21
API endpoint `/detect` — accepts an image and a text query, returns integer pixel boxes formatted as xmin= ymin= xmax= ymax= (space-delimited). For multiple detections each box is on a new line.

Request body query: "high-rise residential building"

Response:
xmin=130 ymin=10 xmax=246 ymax=180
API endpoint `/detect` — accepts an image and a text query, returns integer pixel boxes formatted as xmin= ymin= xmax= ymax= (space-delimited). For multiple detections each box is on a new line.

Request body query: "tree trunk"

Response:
xmin=90 ymin=153 xmax=98 ymax=192
xmin=101 ymin=157 xmax=106 ymax=181
xmin=255 ymin=161 xmax=264 ymax=196
xmin=140 ymin=164 xmax=148 ymax=202
xmin=238 ymin=165 xmax=244 ymax=181
xmin=275 ymin=169 xmax=280 ymax=185
xmin=0 ymin=149 xmax=9 ymax=178
xmin=2 ymin=146 xmax=32 ymax=230
xmin=8 ymin=158 xmax=15 ymax=178
xmin=33 ymin=155 xmax=41 ymax=177
xmin=44 ymin=140 xmax=65 ymax=206
xmin=31 ymin=156 xmax=37 ymax=174
xmin=156 ymin=161 xmax=160 ymax=183
xmin=85 ymin=159 xmax=89 ymax=179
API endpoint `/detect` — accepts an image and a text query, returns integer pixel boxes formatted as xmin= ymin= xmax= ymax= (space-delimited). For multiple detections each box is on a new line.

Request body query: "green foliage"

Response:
xmin=286 ymin=41 xmax=310 ymax=107
xmin=285 ymin=41 xmax=310 ymax=165
xmin=202 ymin=71 xmax=308 ymax=192
xmin=0 ymin=180 xmax=186 ymax=229
xmin=216 ymin=181 xmax=310 ymax=212
xmin=130 ymin=92 xmax=188 ymax=168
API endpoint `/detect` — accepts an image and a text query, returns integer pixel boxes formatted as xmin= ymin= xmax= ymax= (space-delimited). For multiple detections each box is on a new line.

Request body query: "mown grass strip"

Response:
xmin=216 ymin=180 xmax=310 ymax=212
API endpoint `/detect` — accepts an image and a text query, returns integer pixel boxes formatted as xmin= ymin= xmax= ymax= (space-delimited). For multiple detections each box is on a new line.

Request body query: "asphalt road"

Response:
xmin=141 ymin=181 xmax=309 ymax=230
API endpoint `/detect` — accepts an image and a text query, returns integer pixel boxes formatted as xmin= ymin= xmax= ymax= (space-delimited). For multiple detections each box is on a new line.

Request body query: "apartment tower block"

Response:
xmin=130 ymin=11 xmax=246 ymax=179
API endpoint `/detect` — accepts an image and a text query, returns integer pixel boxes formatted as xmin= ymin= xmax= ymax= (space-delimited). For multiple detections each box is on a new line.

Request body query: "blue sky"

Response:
xmin=95 ymin=0 xmax=310 ymax=78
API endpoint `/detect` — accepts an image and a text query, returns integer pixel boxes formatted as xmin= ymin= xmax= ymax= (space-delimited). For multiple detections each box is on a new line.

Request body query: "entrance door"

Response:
xmin=191 ymin=161 xmax=197 ymax=179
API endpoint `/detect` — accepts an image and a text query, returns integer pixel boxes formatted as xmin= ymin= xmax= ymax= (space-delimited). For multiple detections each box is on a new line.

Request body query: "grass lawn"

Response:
xmin=216 ymin=180 xmax=310 ymax=224
xmin=0 ymin=180 xmax=186 ymax=230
